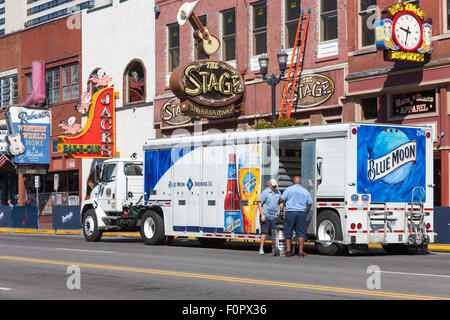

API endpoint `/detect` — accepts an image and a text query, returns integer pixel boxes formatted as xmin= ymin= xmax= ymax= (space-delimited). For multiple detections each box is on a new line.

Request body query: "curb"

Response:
xmin=1 ymin=228 xmax=449 ymax=252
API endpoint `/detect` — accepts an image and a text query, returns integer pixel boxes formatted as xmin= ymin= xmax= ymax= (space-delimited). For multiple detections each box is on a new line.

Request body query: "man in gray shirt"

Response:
xmin=257 ymin=179 xmax=281 ymax=255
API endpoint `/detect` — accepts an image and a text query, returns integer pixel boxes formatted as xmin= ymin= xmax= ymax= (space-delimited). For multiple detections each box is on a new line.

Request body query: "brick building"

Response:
xmin=0 ymin=14 xmax=83 ymax=218
xmin=344 ymin=0 xmax=450 ymax=206
xmin=153 ymin=0 xmax=349 ymax=137
xmin=0 ymin=30 xmax=21 ymax=204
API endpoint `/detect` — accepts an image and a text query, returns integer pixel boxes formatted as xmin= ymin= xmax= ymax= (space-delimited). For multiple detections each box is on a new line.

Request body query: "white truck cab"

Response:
xmin=80 ymin=157 xmax=145 ymax=241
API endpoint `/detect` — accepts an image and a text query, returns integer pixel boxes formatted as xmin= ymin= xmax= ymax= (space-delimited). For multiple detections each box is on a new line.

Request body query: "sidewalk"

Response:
xmin=1 ymin=228 xmax=449 ymax=252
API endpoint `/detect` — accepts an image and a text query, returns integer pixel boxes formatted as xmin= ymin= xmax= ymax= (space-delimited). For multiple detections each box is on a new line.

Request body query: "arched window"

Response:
xmin=124 ymin=60 xmax=146 ymax=105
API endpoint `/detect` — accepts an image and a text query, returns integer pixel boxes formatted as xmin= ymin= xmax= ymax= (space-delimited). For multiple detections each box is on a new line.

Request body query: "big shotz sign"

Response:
xmin=357 ymin=125 xmax=428 ymax=202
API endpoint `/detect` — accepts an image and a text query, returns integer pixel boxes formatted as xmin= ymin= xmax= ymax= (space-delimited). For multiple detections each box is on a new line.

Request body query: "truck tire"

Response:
xmin=316 ymin=210 xmax=345 ymax=256
xmin=140 ymin=210 xmax=165 ymax=245
xmin=82 ymin=209 xmax=103 ymax=242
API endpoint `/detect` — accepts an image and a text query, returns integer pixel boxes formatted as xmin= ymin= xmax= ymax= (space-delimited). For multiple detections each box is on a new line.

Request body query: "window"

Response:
xmin=399 ymin=0 xmax=419 ymax=7
xmin=359 ymin=0 xmax=377 ymax=47
xmin=252 ymin=1 xmax=267 ymax=56
xmin=62 ymin=63 xmax=79 ymax=101
xmin=0 ymin=75 xmax=18 ymax=109
xmin=46 ymin=68 xmax=60 ymax=104
xmin=168 ymin=23 xmax=180 ymax=72
xmin=361 ymin=97 xmax=378 ymax=120
xmin=124 ymin=163 xmax=143 ymax=176
xmin=222 ymin=9 xmax=236 ymax=61
xmin=447 ymin=0 xmax=450 ymax=31
xmin=124 ymin=60 xmax=146 ymax=105
xmin=285 ymin=0 xmax=301 ymax=49
xmin=101 ymin=163 xmax=117 ymax=183
xmin=194 ymin=15 xmax=208 ymax=60
xmin=320 ymin=0 xmax=338 ymax=41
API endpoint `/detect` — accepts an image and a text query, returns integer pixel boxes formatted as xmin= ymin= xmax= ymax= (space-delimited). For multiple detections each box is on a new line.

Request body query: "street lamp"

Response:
xmin=258 ymin=48 xmax=288 ymax=121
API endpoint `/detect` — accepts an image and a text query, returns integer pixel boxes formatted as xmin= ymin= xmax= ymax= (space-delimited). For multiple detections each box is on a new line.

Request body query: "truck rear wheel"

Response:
xmin=83 ymin=209 xmax=102 ymax=242
xmin=140 ymin=210 xmax=165 ymax=245
xmin=316 ymin=210 xmax=345 ymax=256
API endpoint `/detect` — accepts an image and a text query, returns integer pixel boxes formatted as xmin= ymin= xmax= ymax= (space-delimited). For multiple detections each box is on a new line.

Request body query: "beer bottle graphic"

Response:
xmin=224 ymin=153 xmax=242 ymax=232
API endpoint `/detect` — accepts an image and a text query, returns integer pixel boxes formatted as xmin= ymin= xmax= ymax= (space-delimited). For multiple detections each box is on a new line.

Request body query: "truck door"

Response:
xmin=172 ymin=147 xmax=202 ymax=232
xmin=301 ymin=141 xmax=316 ymax=234
xmin=97 ymin=162 xmax=118 ymax=212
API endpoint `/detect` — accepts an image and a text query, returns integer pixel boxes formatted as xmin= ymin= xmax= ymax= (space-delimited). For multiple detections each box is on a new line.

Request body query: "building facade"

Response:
xmin=80 ymin=0 xmax=156 ymax=198
xmin=154 ymin=0 xmax=349 ymax=138
xmin=345 ymin=0 xmax=450 ymax=206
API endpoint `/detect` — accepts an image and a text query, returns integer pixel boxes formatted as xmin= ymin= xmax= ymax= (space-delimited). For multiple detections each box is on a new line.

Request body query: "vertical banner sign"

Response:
xmin=58 ymin=87 xmax=116 ymax=158
xmin=7 ymin=107 xmax=51 ymax=164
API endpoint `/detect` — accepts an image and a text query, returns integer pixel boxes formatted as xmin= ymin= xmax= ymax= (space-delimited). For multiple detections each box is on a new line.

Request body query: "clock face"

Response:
xmin=392 ymin=12 xmax=423 ymax=52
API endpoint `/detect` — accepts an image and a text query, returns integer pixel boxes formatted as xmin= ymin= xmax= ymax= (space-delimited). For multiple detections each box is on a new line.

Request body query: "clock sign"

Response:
xmin=374 ymin=3 xmax=432 ymax=63
xmin=392 ymin=11 xmax=423 ymax=52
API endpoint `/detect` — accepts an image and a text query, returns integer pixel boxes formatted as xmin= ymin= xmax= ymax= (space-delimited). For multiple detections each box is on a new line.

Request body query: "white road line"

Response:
xmin=379 ymin=270 xmax=450 ymax=279
xmin=56 ymin=248 xmax=115 ymax=254
xmin=0 ymin=287 xmax=12 ymax=291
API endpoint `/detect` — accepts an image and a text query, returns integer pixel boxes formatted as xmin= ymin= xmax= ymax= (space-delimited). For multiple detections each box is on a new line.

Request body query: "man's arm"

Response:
xmin=305 ymin=204 xmax=312 ymax=213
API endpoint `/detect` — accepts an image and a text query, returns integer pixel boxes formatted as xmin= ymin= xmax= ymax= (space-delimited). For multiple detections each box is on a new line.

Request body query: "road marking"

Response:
xmin=0 ymin=287 xmax=12 ymax=291
xmin=56 ymin=248 xmax=115 ymax=254
xmin=379 ymin=270 xmax=450 ymax=279
xmin=0 ymin=255 xmax=448 ymax=300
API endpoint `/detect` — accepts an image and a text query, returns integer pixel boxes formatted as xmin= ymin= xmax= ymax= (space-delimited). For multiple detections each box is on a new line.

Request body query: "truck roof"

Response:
xmin=143 ymin=122 xmax=432 ymax=151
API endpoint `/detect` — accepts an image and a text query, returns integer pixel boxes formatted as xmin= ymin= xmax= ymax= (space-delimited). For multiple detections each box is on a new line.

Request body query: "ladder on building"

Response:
xmin=279 ymin=8 xmax=311 ymax=119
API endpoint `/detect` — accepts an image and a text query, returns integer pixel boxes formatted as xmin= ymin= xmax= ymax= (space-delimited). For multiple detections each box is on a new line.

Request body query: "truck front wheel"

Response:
xmin=140 ymin=210 xmax=165 ymax=245
xmin=83 ymin=209 xmax=102 ymax=242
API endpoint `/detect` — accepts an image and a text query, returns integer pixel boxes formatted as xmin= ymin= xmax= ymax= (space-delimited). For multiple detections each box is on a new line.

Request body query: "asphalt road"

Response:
xmin=0 ymin=233 xmax=449 ymax=302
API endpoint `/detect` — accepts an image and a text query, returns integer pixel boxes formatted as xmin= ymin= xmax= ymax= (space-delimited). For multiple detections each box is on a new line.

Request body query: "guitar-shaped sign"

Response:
xmin=177 ymin=0 xmax=220 ymax=57
xmin=4 ymin=110 xmax=25 ymax=156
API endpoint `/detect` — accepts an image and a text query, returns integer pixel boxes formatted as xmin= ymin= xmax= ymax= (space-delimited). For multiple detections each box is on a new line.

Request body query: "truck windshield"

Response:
xmin=124 ymin=163 xmax=143 ymax=176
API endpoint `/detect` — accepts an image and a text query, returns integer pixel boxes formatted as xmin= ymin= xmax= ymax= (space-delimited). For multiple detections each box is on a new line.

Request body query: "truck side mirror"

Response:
xmin=95 ymin=164 xmax=102 ymax=184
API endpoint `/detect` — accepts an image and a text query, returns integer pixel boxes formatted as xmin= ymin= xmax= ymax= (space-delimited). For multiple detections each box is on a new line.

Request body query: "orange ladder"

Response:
xmin=279 ymin=8 xmax=311 ymax=119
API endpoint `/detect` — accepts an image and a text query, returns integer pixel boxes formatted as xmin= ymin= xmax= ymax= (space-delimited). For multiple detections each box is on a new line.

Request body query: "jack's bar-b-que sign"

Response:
xmin=170 ymin=60 xmax=245 ymax=119
xmin=58 ymin=87 xmax=117 ymax=158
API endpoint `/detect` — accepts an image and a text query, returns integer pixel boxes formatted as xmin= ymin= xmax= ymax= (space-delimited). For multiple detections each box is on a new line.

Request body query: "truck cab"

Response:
xmin=80 ymin=157 xmax=144 ymax=241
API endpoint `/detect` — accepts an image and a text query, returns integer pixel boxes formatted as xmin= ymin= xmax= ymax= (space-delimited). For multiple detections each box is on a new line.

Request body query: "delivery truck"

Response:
xmin=80 ymin=123 xmax=437 ymax=255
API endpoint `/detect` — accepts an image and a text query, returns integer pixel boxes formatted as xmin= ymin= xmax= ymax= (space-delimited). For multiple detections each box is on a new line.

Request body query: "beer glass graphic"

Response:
xmin=238 ymin=145 xmax=261 ymax=233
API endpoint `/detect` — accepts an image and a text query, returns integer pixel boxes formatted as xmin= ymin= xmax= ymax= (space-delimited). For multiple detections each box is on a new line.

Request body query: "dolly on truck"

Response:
xmin=80 ymin=123 xmax=437 ymax=255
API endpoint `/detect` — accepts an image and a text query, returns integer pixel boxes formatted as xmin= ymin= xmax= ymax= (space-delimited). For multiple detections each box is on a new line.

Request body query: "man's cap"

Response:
xmin=269 ymin=179 xmax=278 ymax=187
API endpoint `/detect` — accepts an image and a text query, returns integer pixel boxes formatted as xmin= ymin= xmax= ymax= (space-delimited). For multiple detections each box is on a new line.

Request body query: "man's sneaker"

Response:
xmin=259 ymin=249 xmax=265 ymax=255
xmin=298 ymin=252 xmax=307 ymax=258
xmin=285 ymin=250 xmax=294 ymax=257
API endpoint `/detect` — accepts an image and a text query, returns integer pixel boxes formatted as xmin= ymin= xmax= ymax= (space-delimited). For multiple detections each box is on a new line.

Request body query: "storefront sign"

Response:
xmin=58 ymin=87 xmax=117 ymax=159
xmin=170 ymin=60 xmax=245 ymax=119
xmin=7 ymin=107 xmax=51 ymax=164
xmin=374 ymin=3 xmax=432 ymax=63
xmin=161 ymin=97 xmax=192 ymax=126
xmin=287 ymin=74 xmax=334 ymax=108
xmin=392 ymin=90 xmax=435 ymax=116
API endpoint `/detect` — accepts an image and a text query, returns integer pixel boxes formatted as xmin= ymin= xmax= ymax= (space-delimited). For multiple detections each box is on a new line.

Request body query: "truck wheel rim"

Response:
xmin=318 ymin=220 xmax=335 ymax=247
xmin=144 ymin=217 xmax=155 ymax=239
xmin=84 ymin=216 xmax=95 ymax=236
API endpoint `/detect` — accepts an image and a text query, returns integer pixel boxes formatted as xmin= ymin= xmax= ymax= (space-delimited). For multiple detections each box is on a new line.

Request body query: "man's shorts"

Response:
xmin=260 ymin=217 xmax=276 ymax=235
xmin=284 ymin=211 xmax=306 ymax=239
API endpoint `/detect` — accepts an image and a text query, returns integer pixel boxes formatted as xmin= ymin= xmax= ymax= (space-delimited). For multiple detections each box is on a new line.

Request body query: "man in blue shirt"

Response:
xmin=257 ymin=179 xmax=281 ymax=255
xmin=280 ymin=176 xmax=312 ymax=257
